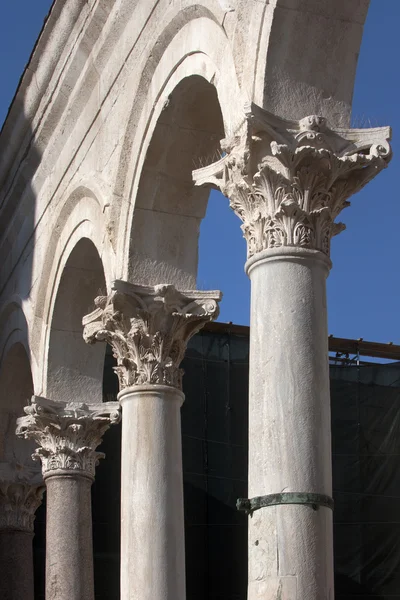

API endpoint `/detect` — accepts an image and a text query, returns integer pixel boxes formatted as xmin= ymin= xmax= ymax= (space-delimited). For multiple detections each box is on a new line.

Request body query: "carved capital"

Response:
xmin=0 ymin=463 xmax=44 ymax=532
xmin=193 ymin=103 xmax=392 ymax=259
xmin=16 ymin=397 xmax=121 ymax=479
xmin=82 ymin=280 xmax=221 ymax=390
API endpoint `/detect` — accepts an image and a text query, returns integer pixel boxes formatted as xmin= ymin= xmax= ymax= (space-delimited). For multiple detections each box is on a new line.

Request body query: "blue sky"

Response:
xmin=1 ymin=1 xmax=398 ymax=343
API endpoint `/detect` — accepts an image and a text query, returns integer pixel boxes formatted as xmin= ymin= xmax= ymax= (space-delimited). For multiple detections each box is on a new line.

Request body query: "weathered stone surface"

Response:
xmin=16 ymin=396 xmax=121 ymax=479
xmin=246 ymin=247 xmax=334 ymax=600
xmin=118 ymin=385 xmax=186 ymax=600
xmin=83 ymin=280 xmax=220 ymax=600
xmin=45 ymin=473 xmax=95 ymax=600
xmin=16 ymin=398 xmax=120 ymax=600
xmin=0 ymin=463 xmax=44 ymax=600
xmin=0 ymin=0 xmax=372 ymax=401
xmin=193 ymin=105 xmax=391 ymax=600
xmin=194 ymin=103 xmax=392 ymax=259
xmin=0 ymin=480 xmax=44 ymax=533
xmin=0 ymin=2 xmax=389 ymax=600
xmin=83 ymin=280 xmax=221 ymax=390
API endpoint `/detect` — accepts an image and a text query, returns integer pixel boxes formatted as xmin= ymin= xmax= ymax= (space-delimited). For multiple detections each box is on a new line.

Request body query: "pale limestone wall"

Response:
xmin=0 ymin=0 xmax=369 ymax=417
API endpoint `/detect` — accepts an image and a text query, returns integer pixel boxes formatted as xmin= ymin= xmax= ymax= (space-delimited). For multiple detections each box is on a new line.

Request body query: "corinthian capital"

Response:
xmin=82 ymin=280 xmax=221 ymax=390
xmin=193 ymin=103 xmax=392 ymax=258
xmin=0 ymin=463 xmax=44 ymax=532
xmin=16 ymin=397 xmax=121 ymax=479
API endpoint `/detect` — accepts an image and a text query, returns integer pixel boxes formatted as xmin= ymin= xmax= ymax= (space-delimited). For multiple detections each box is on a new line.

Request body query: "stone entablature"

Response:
xmin=16 ymin=397 xmax=121 ymax=480
xmin=82 ymin=280 xmax=221 ymax=390
xmin=193 ymin=103 xmax=392 ymax=259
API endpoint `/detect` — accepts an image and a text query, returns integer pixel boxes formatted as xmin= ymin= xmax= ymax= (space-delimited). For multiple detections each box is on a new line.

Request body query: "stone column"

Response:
xmin=0 ymin=464 xmax=44 ymax=600
xmin=193 ymin=104 xmax=392 ymax=600
xmin=16 ymin=397 xmax=121 ymax=600
xmin=83 ymin=281 xmax=221 ymax=600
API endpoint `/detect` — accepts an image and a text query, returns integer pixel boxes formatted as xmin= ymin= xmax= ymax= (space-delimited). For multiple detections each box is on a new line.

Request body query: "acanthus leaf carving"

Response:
xmin=16 ymin=397 xmax=121 ymax=479
xmin=0 ymin=463 xmax=44 ymax=532
xmin=82 ymin=281 xmax=222 ymax=391
xmin=193 ymin=103 xmax=392 ymax=259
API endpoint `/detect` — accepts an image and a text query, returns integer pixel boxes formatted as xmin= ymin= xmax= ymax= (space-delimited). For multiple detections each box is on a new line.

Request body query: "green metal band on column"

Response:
xmin=236 ymin=492 xmax=334 ymax=516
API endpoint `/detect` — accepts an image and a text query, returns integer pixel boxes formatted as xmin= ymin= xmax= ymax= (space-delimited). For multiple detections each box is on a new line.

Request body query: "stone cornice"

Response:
xmin=193 ymin=103 xmax=392 ymax=259
xmin=82 ymin=280 xmax=221 ymax=390
xmin=16 ymin=397 xmax=121 ymax=480
xmin=0 ymin=464 xmax=44 ymax=532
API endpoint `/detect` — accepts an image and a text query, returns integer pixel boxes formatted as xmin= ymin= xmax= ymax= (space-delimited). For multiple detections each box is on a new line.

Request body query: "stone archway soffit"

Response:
xmin=0 ymin=298 xmax=30 ymax=371
xmin=112 ymin=18 xmax=242 ymax=274
xmin=36 ymin=183 xmax=111 ymax=333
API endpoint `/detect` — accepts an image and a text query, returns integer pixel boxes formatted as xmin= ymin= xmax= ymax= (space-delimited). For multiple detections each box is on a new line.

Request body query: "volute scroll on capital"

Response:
xmin=16 ymin=396 xmax=121 ymax=480
xmin=193 ymin=103 xmax=392 ymax=259
xmin=0 ymin=462 xmax=44 ymax=532
xmin=82 ymin=280 xmax=222 ymax=390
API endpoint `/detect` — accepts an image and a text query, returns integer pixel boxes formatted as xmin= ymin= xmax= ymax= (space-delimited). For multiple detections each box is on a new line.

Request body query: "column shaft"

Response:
xmin=16 ymin=397 xmax=121 ymax=600
xmin=246 ymin=248 xmax=333 ymax=600
xmin=45 ymin=474 xmax=94 ymax=600
xmin=0 ymin=531 xmax=34 ymax=600
xmin=83 ymin=280 xmax=221 ymax=600
xmin=119 ymin=385 xmax=185 ymax=600
xmin=0 ymin=475 xmax=44 ymax=600
xmin=192 ymin=102 xmax=391 ymax=600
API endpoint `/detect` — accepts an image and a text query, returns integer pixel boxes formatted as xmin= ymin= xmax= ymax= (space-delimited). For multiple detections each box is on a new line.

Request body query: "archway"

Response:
xmin=128 ymin=74 xmax=225 ymax=289
xmin=46 ymin=237 xmax=106 ymax=404
xmin=0 ymin=342 xmax=34 ymax=464
xmin=125 ymin=72 xmax=248 ymax=599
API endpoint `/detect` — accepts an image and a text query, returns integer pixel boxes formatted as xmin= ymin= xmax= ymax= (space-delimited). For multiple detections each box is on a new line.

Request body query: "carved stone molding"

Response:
xmin=193 ymin=103 xmax=392 ymax=259
xmin=0 ymin=464 xmax=44 ymax=532
xmin=82 ymin=280 xmax=221 ymax=390
xmin=16 ymin=397 xmax=121 ymax=479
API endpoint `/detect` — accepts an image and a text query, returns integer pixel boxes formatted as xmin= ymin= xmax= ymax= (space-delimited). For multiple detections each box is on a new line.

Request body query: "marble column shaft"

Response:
xmin=16 ymin=396 xmax=121 ymax=600
xmin=0 ymin=474 xmax=44 ymax=600
xmin=83 ymin=280 xmax=221 ymax=600
xmin=193 ymin=104 xmax=392 ymax=600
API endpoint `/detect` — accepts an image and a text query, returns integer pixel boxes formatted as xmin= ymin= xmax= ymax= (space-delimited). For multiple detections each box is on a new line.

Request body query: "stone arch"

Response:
xmin=36 ymin=182 xmax=112 ymax=321
xmin=0 ymin=301 xmax=37 ymax=464
xmin=127 ymin=73 xmax=225 ymax=288
xmin=0 ymin=298 xmax=30 ymax=368
xmin=114 ymin=13 xmax=240 ymax=285
xmin=34 ymin=182 xmax=114 ymax=393
xmin=44 ymin=237 xmax=107 ymax=404
xmin=250 ymin=0 xmax=370 ymax=125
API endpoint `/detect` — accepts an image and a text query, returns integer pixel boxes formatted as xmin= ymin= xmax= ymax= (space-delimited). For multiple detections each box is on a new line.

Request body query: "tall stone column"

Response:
xmin=0 ymin=464 xmax=44 ymax=600
xmin=16 ymin=397 xmax=121 ymax=600
xmin=193 ymin=104 xmax=392 ymax=600
xmin=83 ymin=281 xmax=221 ymax=600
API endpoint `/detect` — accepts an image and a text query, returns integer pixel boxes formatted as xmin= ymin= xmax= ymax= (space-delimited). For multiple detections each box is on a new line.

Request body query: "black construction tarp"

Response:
xmin=31 ymin=329 xmax=400 ymax=599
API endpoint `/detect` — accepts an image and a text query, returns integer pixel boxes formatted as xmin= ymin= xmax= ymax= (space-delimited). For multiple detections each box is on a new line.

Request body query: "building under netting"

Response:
xmin=31 ymin=323 xmax=400 ymax=600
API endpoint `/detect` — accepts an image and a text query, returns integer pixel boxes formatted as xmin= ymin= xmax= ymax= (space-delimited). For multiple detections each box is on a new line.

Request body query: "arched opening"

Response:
xmin=125 ymin=74 xmax=248 ymax=599
xmin=129 ymin=74 xmax=225 ymax=289
xmin=198 ymin=189 xmax=250 ymax=323
xmin=46 ymin=237 xmax=106 ymax=404
xmin=0 ymin=342 xmax=34 ymax=464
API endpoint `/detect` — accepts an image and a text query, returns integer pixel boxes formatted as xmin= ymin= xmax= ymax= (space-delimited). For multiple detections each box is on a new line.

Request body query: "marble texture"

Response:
xmin=0 ymin=467 xmax=44 ymax=600
xmin=83 ymin=281 xmax=221 ymax=600
xmin=118 ymin=385 xmax=186 ymax=600
xmin=246 ymin=247 xmax=333 ymax=600
xmin=192 ymin=103 xmax=392 ymax=600
xmin=0 ymin=1 xmax=389 ymax=598
xmin=16 ymin=397 xmax=121 ymax=600
xmin=45 ymin=474 xmax=94 ymax=600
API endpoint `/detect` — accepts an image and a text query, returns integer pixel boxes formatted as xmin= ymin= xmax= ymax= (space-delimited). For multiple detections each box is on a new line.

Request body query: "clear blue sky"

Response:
xmin=1 ymin=1 xmax=398 ymax=343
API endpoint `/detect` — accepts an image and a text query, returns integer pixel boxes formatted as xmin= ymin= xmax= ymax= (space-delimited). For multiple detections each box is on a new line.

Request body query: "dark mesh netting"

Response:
xmin=182 ymin=329 xmax=400 ymax=600
xmin=32 ymin=329 xmax=400 ymax=600
xmin=331 ymin=362 xmax=400 ymax=600
xmin=182 ymin=329 xmax=249 ymax=600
